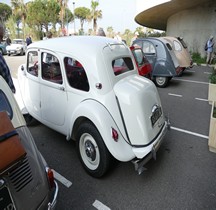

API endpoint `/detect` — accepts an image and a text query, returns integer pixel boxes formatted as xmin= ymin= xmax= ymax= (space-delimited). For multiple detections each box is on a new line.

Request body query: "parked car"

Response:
xmin=161 ymin=36 xmax=193 ymax=73
xmin=0 ymin=76 xmax=58 ymax=209
xmin=18 ymin=36 xmax=169 ymax=178
xmin=0 ymin=41 xmax=7 ymax=55
xmin=132 ymin=37 xmax=185 ymax=87
xmin=6 ymin=39 xmax=27 ymax=56
xmin=130 ymin=45 xmax=152 ymax=79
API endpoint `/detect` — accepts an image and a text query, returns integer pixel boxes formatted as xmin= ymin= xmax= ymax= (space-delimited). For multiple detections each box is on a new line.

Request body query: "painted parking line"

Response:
xmin=195 ymin=97 xmax=208 ymax=102
xmin=168 ymin=93 xmax=182 ymax=97
xmin=173 ymin=78 xmax=209 ymax=85
xmin=171 ymin=126 xmax=209 ymax=139
xmin=185 ymin=70 xmax=195 ymax=73
xmin=204 ymin=72 xmax=211 ymax=75
xmin=93 ymin=200 xmax=111 ymax=210
xmin=53 ymin=170 xmax=72 ymax=188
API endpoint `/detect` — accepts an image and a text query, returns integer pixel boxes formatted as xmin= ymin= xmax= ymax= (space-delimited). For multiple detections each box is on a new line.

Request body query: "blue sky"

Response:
xmin=2 ymin=0 xmax=140 ymax=33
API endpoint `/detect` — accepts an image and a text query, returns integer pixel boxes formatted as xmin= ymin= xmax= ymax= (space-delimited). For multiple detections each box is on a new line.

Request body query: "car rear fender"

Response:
xmin=69 ymin=100 xmax=135 ymax=162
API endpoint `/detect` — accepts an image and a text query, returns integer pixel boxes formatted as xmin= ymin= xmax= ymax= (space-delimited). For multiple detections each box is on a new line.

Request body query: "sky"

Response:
xmin=1 ymin=0 xmax=141 ymax=33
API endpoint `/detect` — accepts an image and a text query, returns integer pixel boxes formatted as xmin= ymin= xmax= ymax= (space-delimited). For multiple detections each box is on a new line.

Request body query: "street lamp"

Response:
xmin=73 ymin=2 xmax=76 ymax=34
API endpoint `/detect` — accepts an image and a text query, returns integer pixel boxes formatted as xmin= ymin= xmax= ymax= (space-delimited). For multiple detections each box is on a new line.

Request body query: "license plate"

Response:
xmin=151 ymin=106 xmax=162 ymax=126
xmin=0 ymin=186 xmax=16 ymax=210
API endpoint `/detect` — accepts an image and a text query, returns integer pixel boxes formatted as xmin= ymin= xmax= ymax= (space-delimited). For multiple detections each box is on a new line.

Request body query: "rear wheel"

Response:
xmin=76 ymin=122 xmax=111 ymax=178
xmin=0 ymin=49 xmax=3 ymax=55
xmin=154 ymin=76 xmax=169 ymax=88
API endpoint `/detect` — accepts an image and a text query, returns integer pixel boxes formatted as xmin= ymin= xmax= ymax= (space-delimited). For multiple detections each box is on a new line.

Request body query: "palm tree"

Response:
xmin=90 ymin=0 xmax=102 ymax=34
xmin=75 ymin=7 xmax=90 ymax=34
xmin=11 ymin=0 xmax=27 ymax=38
xmin=58 ymin=0 xmax=68 ymax=30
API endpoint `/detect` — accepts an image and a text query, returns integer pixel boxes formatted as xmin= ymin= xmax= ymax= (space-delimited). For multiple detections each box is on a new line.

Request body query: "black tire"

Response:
xmin=7 ymin=53 xmax=10 ymax=56
xmin=0 ymin=49 xmax=3 ymax=55
xmin=24 ymin=114 xmax=40 ymax=126
xmin=20 ymin=49 xmax=24 ymax=56
xmin=76 ymin=122 xmax=111 ymax=178
xmin=154 ymin=76 xmax=169 ymax=88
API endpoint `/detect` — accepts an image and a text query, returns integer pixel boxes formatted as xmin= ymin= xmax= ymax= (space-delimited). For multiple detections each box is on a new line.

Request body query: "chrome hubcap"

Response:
xmin=85 ymin=140 xmax=96 ymax=161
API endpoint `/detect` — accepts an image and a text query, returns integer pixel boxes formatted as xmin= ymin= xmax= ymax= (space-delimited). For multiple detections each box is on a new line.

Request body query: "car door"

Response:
xmin=141 ymin=40 xmax=157 ymax=69
xmin=133 ymin=40 xmax=157 ymax=70
xmin=40 ymin=51 xmax=67 ymax=127
xmin=20 ymin=50 xmax=41 ymax=120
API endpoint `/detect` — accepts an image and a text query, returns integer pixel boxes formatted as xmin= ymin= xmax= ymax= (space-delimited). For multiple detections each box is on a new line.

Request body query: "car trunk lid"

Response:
xmin=113 ymin=75 xmax=165 ymax=146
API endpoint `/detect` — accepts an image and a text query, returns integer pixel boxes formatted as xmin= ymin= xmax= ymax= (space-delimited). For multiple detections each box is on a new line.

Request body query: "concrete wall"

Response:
xmin=166 ymin=1 xmax=216 ymax=58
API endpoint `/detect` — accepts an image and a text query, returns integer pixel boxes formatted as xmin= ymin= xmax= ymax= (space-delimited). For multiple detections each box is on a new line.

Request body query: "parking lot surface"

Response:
xmin=5 ymin=55 xmax=216 ymax=210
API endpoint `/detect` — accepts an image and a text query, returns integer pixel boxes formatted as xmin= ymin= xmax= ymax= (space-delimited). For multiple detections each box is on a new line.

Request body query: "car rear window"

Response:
xmin=112 ymin=57 xmax=133 ymax=76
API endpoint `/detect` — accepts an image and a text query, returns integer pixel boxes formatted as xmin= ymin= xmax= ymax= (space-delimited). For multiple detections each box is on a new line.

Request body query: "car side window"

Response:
xmin=64 ymin=57 xmax=89 ymax=91
xmin=27 ymin=51 xmax=39 ymax=77
xmin=112 ymin=57 xmax=134 ymax=76
xmin=143 ymin=41 xmax=156 ymax=54
xmin=133 ymin=49 xmax=144 ymax=66
xmin=42 ymin=53 xmax=63 ymax=84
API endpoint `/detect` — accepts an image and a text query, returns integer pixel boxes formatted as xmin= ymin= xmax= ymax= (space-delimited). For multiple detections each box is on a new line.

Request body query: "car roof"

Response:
xmin=28 ymin=36 xmax=125 ymax=55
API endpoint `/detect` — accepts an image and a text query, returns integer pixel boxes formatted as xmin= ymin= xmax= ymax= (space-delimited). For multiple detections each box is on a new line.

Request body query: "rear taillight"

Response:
xmin=176 ymin=66 xmax=183 ymax=75
xmin=111 ymin=127 xmax=118 ymax=142
xmin=46 ymin=167 xmax=55 ymax=188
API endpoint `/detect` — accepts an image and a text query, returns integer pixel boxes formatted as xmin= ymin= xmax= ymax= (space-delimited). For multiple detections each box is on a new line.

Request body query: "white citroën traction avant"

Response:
xmin=18 ymin=36 xmax=169 ymax=178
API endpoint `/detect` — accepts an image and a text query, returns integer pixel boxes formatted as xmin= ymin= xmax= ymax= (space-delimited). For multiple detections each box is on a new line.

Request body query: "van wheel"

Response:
xmin=154 ymin=76 xmax=169 ymax=88
xmin=76 ymin=122 xmax=111 ymax=178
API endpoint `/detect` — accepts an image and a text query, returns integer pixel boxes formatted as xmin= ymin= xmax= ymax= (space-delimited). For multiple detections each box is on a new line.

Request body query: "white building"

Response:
xmin=135 ymin=0 xmax=216 ymax=57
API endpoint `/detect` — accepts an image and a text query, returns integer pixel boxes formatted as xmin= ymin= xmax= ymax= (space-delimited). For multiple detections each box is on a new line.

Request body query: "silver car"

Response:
xmin=0 ymin=76 xmax=58 ymax=210
xmin=6 ymin=39 xmax=27 ymax=56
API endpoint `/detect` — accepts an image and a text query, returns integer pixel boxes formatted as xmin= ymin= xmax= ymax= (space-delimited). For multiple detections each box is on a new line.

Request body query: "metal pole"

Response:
xmin=73 ymin=2 xmax=76 ymax=34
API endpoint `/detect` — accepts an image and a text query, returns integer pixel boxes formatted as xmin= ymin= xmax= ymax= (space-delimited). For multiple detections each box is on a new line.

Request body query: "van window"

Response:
xmin=112 ymin=57 xmax=133 ymax=76
xmin=177 ymin=37 xmax=187 ymax=48
xmin=27 ymin=51 xmax=38 ymax=77
xmin=166 ymin=43 xmax=172 ymax=51
xmin=64 ymin=57 xmax=89 ymax=91
xmin=41 ymin=53 xmax=63 ymax=84
xmin=173 ymin=40 xmax=182 ymax=51
xmin=143 ymin=41 xmax=156 ymax=54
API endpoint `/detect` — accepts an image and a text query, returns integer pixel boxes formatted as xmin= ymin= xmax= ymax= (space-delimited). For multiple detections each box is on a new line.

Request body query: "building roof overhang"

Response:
xmin=135 ymin=0 xmax=213 ymax=31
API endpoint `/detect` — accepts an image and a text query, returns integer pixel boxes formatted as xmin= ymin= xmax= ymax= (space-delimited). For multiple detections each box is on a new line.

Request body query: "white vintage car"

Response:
xmin=18 ymin=36 xmax=169 ymax=177
xmin=6 ymin=39 xmax=27 ymax=56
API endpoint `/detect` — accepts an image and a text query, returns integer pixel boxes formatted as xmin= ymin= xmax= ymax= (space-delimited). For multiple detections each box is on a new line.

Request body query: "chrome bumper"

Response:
xmin=48 ymin=180 xmax=59 ymax=210
xmin=132 ymin=119 xmax=170 ymax=175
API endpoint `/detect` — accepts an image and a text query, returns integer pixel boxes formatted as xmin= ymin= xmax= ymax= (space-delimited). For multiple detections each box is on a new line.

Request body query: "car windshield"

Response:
xmin=112 ymin=57 xmax=134 ymax=76
xmin=12 ymin=40 xmax=23 ymax=44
